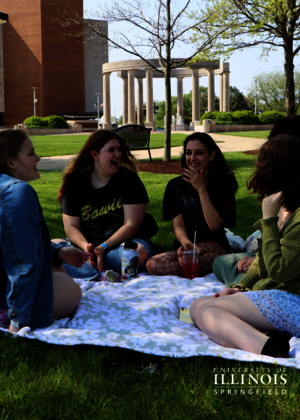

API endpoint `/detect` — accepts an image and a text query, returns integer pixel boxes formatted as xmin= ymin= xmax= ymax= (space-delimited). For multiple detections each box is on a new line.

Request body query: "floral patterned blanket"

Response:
xmin=6 ymin=275 xmax=300 ymax=369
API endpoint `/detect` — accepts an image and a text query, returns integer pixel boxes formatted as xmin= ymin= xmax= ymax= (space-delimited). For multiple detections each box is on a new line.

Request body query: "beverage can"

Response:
xmin=121 ymin=241 xmax=139 ymax=282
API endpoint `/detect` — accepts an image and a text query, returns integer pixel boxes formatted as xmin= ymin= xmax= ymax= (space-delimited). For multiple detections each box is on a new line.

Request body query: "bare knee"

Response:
xmin=190 ymin=296 xmax=214 ymax=324
xmin=52 ymin=264 xmax=66 ymax=274
xmin=137 ymin=244 xmax=148 ymax=266
xmin=52 ymin=272 xmax=82 ymax=320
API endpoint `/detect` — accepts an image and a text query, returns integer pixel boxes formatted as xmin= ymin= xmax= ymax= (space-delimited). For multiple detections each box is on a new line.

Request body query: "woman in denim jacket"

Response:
xmin=0 ymin=130 xmax=87 ymax=333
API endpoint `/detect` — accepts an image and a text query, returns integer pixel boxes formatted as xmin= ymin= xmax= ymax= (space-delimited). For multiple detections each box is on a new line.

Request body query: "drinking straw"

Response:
xmin=193 ymin=231 xmax=196 ymax=264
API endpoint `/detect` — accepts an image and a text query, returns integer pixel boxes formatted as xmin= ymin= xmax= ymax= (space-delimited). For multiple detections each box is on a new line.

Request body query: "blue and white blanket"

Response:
xmin=4 ymin=275 xmax=300 ymax=369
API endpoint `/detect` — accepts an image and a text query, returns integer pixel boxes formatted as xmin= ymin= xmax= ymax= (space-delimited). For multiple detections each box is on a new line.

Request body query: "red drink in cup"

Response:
xmin=182 ymin=250 xmax=198 ymax=280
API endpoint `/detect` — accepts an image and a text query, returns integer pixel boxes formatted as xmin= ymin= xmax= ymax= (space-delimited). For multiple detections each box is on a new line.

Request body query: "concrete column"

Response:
xmin=207 ymin=69 xmax=215 ymax=112
xmin=122 ymin=76 xmax=128 ymax=125
xmin=223 ymin=71 xmax=230 ymax=112
xmin=192 ymin=70 xmax=200 ymax=124
xmin=102 ymin=72 xmax=112 ymax=129
xmin=219 ymin=74 xmax=223 ymax=112
xmin=177 ymin=77 xmax=184 ymax=121
xmin=137 ymin=78 xmax=144 ymax=125
xmin=127 ymin=69 xmax=136 ymax=124
xmin=145 ymin=69 xmax=155 ymax=130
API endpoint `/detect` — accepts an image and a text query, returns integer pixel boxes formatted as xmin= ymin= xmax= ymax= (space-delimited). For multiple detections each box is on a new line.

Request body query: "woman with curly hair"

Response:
xmin=57 ymin=129 xmax=152 ymax=279
xmin=190 ymin=135 xmax=300 ymax=358
xmin=147 ymin=132 xmax=238 ymax=277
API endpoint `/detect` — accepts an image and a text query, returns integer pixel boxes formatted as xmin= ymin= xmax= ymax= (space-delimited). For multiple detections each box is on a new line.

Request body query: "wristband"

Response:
xmin=100 ymin=243 xmax=109 ymax=254
xmin=10 ymin=320 xmax=19 ymax=328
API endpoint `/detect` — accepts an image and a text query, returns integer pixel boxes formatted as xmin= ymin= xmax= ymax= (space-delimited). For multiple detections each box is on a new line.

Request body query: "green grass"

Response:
xmin=31 ymin=133 xmax=222 ymax=157
xmin=0 ymin=152 xmax=299 ymax=419
xmin=218 ymin=131 xmax=270 ymax=139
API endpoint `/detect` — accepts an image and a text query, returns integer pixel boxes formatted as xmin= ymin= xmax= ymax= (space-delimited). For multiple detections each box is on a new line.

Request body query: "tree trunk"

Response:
xmin=164 ymin=67 xmax=172 ymax=161
xmin=164 ymin=0 xmax=171 ymax=162
xmin=284 ymin=37 xmax=295 ymax=116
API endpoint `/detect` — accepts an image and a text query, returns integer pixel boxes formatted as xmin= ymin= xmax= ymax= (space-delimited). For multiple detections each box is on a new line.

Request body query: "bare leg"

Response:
xmin=52 ymin=272 xmax=82 ymax=320
xmin=146 ymin=251 xmax=183 ymax=276
xmin=192 ymin=293 xmax=278 ymax=354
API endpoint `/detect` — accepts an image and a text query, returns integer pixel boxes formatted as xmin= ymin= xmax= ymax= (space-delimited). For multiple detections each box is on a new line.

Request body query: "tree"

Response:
xmin=192 ymin=0 xmax=300 ymax=116
xmin=155 ymin=87 xmax=220 ymax=128
xmin=229 ymin=86 xmax=251 ymax=111
xmin=247 ymin=70 xmax=300 ymax=113
xmin=59 ymin=0 xmax=232 ymax=161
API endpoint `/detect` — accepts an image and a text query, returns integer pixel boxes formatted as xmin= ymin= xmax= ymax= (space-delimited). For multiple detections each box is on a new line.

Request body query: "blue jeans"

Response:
xmin=59 ymin=238 xmax=153 ymax=281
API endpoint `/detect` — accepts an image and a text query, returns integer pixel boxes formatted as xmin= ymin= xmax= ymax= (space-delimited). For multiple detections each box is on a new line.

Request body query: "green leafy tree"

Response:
xmin=230 ymin=86 xmax=251 ymax=111
xmin=60 ymin=0 xmax=233 ymax=161
xmin=247 ymin=70 xmax=300 ymax=113
xmin=192 ymin=0 xmax=300 ymax=116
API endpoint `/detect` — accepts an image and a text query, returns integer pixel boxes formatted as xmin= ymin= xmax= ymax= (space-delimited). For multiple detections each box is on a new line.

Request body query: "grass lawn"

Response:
xmin=31 ymin=133 xmax=223 ymax=158
xmin=31 ymin=133 xmax=188 ymax=157
xmin=0 ymin=152 xmax=299 ymax=419
xmin=218 ymin=131 xmax=270 ymax=139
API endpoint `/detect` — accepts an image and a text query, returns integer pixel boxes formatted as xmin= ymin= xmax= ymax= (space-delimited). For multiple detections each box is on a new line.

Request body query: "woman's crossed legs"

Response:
xmin=190 ymin=293 xmax=278 ymax=355
xmin=147 ymin=241 xmax=225 ymax=277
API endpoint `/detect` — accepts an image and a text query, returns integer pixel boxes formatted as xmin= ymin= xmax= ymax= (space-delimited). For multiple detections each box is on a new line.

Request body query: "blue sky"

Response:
xmin=84 ymin=0 xmax=299 ymax=118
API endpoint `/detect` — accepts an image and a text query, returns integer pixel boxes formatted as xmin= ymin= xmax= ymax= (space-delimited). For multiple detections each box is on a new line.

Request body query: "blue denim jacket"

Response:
xmin=0 ymin=174 xmax=61 ymax=329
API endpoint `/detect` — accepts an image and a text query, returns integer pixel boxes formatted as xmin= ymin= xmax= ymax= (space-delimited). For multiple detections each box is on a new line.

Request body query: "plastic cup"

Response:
xmin=182 ymin=250 xmax=199 ymax=280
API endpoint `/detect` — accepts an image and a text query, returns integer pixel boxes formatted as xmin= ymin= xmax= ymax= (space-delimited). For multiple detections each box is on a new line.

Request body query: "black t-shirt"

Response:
xmin=61 ymin=166 xmax=149 ymax=246
xmin=163 ymin=176 xmax=236 ymax=252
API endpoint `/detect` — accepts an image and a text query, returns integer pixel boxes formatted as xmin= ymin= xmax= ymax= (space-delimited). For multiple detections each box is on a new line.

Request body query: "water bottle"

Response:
xmin=121 ymin=240 xmax=139 ymax=282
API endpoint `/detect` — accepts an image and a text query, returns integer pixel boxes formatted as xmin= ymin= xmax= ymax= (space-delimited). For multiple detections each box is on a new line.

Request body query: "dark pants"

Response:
xmin=212 ymin=253 xmax=256 ymax=287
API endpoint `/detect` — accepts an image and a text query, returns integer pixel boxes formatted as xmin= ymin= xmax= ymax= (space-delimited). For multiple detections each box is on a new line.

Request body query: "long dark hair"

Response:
xmin=58 ymin=129 xmax=137 ymax=203
xmin=181 ymin=132 xmax=238 ymax=194
xmin=247 ymin=135 xmax=300 ymax=212
xmin=0 ymin=129 xmax=29 ymax=175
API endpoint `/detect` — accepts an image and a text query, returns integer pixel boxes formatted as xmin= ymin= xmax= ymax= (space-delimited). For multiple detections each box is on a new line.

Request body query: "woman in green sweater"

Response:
xmin=190 ymin=135 xmax=300 ymax=358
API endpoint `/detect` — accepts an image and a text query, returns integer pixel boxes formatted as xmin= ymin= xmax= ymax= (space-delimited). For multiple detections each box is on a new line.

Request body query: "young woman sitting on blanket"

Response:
xmin=190 ymin=135 xmax=300 ymax=358
xmin=0 ymin=130 xmax=87 ymax=333
xmin=213 ymin=115 xmax=300 ymax=286
xmin=147 ymin=132 xmax=238 ymax=277
xmin=57 ymin=129 xmax=152 ymax=280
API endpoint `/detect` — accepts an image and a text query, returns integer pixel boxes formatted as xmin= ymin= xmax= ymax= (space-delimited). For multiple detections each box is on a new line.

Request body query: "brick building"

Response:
xmin=0 ymin=0 xmax=101 ymax=126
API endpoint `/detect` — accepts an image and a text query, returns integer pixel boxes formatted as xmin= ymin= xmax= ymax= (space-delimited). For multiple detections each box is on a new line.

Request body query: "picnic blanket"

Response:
xmin=3 ymin=275 xmax=300 ymax=369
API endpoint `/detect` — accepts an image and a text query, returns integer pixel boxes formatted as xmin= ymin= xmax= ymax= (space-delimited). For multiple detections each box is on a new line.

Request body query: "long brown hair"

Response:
xmin=0 ymin=129 xmax=29 ymax=175
xmin=247 ymin=135 xmax=300 ymax=212
xmin=181 ymin=132 xmax=238 ymax=194
xmin=58 ymin=129 xmax=138 ymax=203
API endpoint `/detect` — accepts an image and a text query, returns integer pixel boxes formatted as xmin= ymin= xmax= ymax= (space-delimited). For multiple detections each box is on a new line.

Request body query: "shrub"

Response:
xmin=23 ymin=116 xmax=48 ymax=129
xmin=44 ymin=115 xmax=68 ymax=129
xmin=216 ymin=111 xmax=237 ymax=125
xmin=184 ymin=116 xmax=192 ymax=125
xmin=200 ymin=111 xmax=219 ymax=125
xmin=232 ymin=110 xmax=261 ymax=125
xmin=258 ymin=111 xmax=285 ymax=125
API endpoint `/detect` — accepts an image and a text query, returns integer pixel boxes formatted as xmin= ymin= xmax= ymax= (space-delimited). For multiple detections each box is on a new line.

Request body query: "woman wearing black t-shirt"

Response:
xmin=147 ymin=132 xmax=238 ymax=277
xmin=57 ymin=130 xmax=152 ymax=278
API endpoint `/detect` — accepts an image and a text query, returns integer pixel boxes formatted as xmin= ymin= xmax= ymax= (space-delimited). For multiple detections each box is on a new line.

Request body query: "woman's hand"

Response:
xmin=182 ymin=168 xmax=206 ymax=193
xmin=58 ymin=247 xmax=93 ymax=268
xmin=93 ymin=245 xmax=104 ymax=271
xmin=214 ymin=287 xmax=241 ymax=298
xmin=84 ymin=243 xmax=95 ymax=267
xmin=177 ymin=242 xmax=198 ymax=267
xmin=262 ymin=192 xmax=283 ymax=219
xmin=237 ymin=256 xmax=255 ymax=273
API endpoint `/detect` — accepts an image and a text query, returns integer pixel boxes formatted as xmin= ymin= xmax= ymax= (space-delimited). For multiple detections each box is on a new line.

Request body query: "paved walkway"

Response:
xmin=37 ymin=133 xmax=266 ymax=170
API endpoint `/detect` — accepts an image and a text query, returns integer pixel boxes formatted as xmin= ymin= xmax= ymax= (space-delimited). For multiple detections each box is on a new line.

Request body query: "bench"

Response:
xmin=113 ymin=124 xmax=152 ymax=161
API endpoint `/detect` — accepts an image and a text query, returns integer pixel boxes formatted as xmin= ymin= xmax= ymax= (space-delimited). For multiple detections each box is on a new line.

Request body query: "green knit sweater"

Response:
xmin=231 ymin=207 xmax=300 ymax=296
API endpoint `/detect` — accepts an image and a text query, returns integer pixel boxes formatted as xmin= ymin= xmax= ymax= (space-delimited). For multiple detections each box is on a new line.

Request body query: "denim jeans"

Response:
xmin=59 ymin=238 xmax=153 ymax=280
